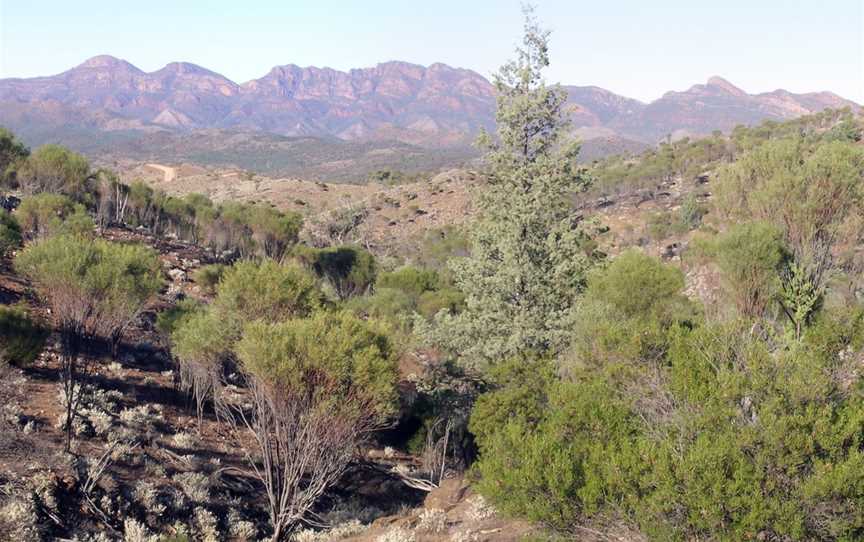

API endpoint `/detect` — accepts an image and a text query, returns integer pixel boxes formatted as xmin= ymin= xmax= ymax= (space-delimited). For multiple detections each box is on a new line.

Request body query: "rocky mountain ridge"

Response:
xmin=0 ymin=55 xmax=858 ymax=152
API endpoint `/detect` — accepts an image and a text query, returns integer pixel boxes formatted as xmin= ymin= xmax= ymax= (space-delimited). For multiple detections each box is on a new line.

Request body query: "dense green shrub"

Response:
xmin=155 ymin=297 xmax=203 ymax=338
xmin=708 ymin=221 xmax=788 ymax=319
xmin=237 ymin=310 xmax=398 ymax=413
xmin=416 ymin=287 xmax=465 ymax=319
xmin=584 ymin=250 xmax=692 ymax=321
xmin=0 ymin=210 xmax=22 ymax=258
xmin=377 ymin=267 xmax=440 ymax=296
xmin=16 ymin=193 xmax=73 ymax=237
xmin=15 ymin=144 xmax=93 ymax=201
xmin=468 ymin=357 xmax=556 ymax=450
xmin=0 ymin=127 xmax=29 ymax=187
xmin=373 ymin=266 xmax=465 ymax=320
xmin=299 ymin=245 xmax=377 ymax=300
xmin=0 ymin=304 xmax=47 ymax=365
xmin=233 ymin=310 xmax=398 ymax=538
xmin=213 ymin=259 xmax=322 ymax=327
xmin=192 ymin=264 xmax=226 ymax=295
xmin=476 ymin=315 xmax=864 ymax=540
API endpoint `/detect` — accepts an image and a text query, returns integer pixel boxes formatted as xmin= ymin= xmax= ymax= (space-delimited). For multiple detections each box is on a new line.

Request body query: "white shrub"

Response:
xmin=227 ymin=508 xmax=258 ymax=540
xmin=417 ymin=508 xmax=447 ymax=533
xmin=193 ymin=506 xmax=220 ymax=542
xmin=171 ymin=431 xmax=197 ymax=449
xmin=0 ymin=496 xmax=42 ymax=540
xmin=375 ymin=526 xmax=416 ymax=542
xmin=133 ymin=480 xmax=166 ymax=516
xmin=466 ymin=495 xmax=496 ymax=521
xmin=292 ymin=520 xmax=366 ymax=542
xmin=173 ymin=471 xmax=211 ymax=502
xmin=123 ymin=518 xmax=159 ymax=542
xmin=321 ymin=497 xmax=385 ymax=526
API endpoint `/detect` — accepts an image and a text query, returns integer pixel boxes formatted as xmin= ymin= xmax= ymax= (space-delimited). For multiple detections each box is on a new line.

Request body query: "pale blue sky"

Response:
xmin=0 ymin=0 xmax=861 ymax=103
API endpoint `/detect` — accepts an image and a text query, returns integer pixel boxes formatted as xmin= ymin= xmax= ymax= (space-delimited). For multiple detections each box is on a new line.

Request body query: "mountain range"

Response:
xmin=0 ymin=55 xmax=858 ymax=173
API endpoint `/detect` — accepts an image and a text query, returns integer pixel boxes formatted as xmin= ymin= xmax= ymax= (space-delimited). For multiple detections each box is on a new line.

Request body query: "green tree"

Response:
xmin=0 ymin=127 xmax=29 ymax=187
xmin=248 ymin=204 xmax=303 ymax=260
xmin=15 ymin=144 xmax=92 ymax=201
xmin=16 ymin=193 xmax=94 ymax=239
xmin=15 ymin=235 xmax=162 ymax=450
xmin=430 ymin=7 xmax=594 ymax=369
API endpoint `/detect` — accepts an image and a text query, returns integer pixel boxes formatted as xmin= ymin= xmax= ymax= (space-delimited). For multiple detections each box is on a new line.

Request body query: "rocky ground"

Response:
xmin=0 ymin=224 xmax=548 ymax=541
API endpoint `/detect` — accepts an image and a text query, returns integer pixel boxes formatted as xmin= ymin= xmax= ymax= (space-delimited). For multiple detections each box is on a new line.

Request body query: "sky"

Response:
xmin=0 ymin=0 xmax=861 ymax=103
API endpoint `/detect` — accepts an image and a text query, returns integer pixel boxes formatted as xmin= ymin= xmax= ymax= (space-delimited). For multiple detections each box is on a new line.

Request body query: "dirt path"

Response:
xmin=146 ymin=163 xmax=177 ymax=182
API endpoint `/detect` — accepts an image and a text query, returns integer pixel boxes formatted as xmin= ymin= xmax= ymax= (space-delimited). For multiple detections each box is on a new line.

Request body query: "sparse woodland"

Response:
xmin=0 ymin=7 xmax=863 ymax=542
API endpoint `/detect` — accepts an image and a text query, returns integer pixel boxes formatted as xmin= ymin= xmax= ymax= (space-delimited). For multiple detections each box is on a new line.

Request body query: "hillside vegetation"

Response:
xmin=0 ymin=8 xmax=862 ymax=542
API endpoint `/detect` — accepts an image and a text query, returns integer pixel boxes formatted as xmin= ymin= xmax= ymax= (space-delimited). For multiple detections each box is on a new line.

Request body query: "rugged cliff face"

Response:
xmin=0 ymin=56 xmax=857 ymax=149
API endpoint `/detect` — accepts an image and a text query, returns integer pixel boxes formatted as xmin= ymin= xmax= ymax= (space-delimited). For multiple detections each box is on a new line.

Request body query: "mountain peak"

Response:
xmin=706 ymin=76 xmax=747 ymax=97
xmin=77 ymin=55 xmax=141 ymax=72
xmin=156 ymin=62 xmax=218 ymax=76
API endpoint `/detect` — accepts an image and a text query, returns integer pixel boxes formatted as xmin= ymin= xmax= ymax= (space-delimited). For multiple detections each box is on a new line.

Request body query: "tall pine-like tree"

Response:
xmin=426 ymin=6 xmax=595 ymax=369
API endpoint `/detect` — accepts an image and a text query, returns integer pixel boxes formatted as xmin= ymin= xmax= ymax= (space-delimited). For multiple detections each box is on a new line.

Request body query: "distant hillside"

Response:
xmin=82 ymin=129 xmax=481 ymax=183
xmin=0 ymin=56 xmax=858 ymax=179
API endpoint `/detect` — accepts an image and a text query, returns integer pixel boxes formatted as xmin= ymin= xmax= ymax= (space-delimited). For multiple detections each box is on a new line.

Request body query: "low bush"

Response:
xmin=0 ymin=304 xmax=47 ymax=365
xmin=191 ymin=264 xmax=225 ymax=295
xmin=473 ymin=295 xmax=864 ymax=541
xmin=0 ymin=210 xmax=21 ymax=258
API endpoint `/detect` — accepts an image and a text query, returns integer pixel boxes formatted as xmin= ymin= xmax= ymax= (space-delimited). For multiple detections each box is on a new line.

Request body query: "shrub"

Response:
xmin=123 ymin=518 xmax=159 ymax=542
xmin=15 ymin=144 xmax=92 ymax=200
xmin=0 ymin=210 xmax=21 ymax=257
xmin=15 ymin=235 xmax=162 ymax=449
xmin=716 ymin=137 xmax=864 ymax=311
xmin=173 ymin=472 xmax=211 ymax=503
xmin=475 ymin=315 xmax=864 ymax=540
xmin=377 ymin=267 xmax=440 ymax=297
xmin=16 ymin=193 xmax=77 ymax=238
xmin=583 ymin=250 xmax=691 ymax=321
xmin=155 ymin=298 xmax=202 ymax=338
xmin=0 ymin=304 xmax=47 ymax=365
xmin=192 ymin=264 xmax=225 ymax=295
xmin=416 ymin=287 xmax=465 ymax=319
xmin=472 ymin=379 xmax=636 ymax=531
xmin=417 ymin=508 xmax=447 ymax=533
xmin=214 ymin=259 xmax=321 ymax=326
xmin=375 ymin=527 xmax=416 ymax=542
xmin=709 ymin=221 xmax=787 ymax=318
xmin=304 ymin=245 xmax=377 ymax=300
xmin=469 ymin=357 xmax=556 ymax=451
xmin=0 ymin=127 xmax=29 ymax=187
xmin=679 ymin=192 xmax=706 ymax=230
xmin=231 ymin=310 xmax=398 ymax=539
xmin=170 ymin=310 xmax=232 ymax=423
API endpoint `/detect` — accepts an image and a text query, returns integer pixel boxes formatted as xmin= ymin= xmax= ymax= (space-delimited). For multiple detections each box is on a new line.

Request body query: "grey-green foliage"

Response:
xmin=426 ymin=7 xmax=594 ymax=369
